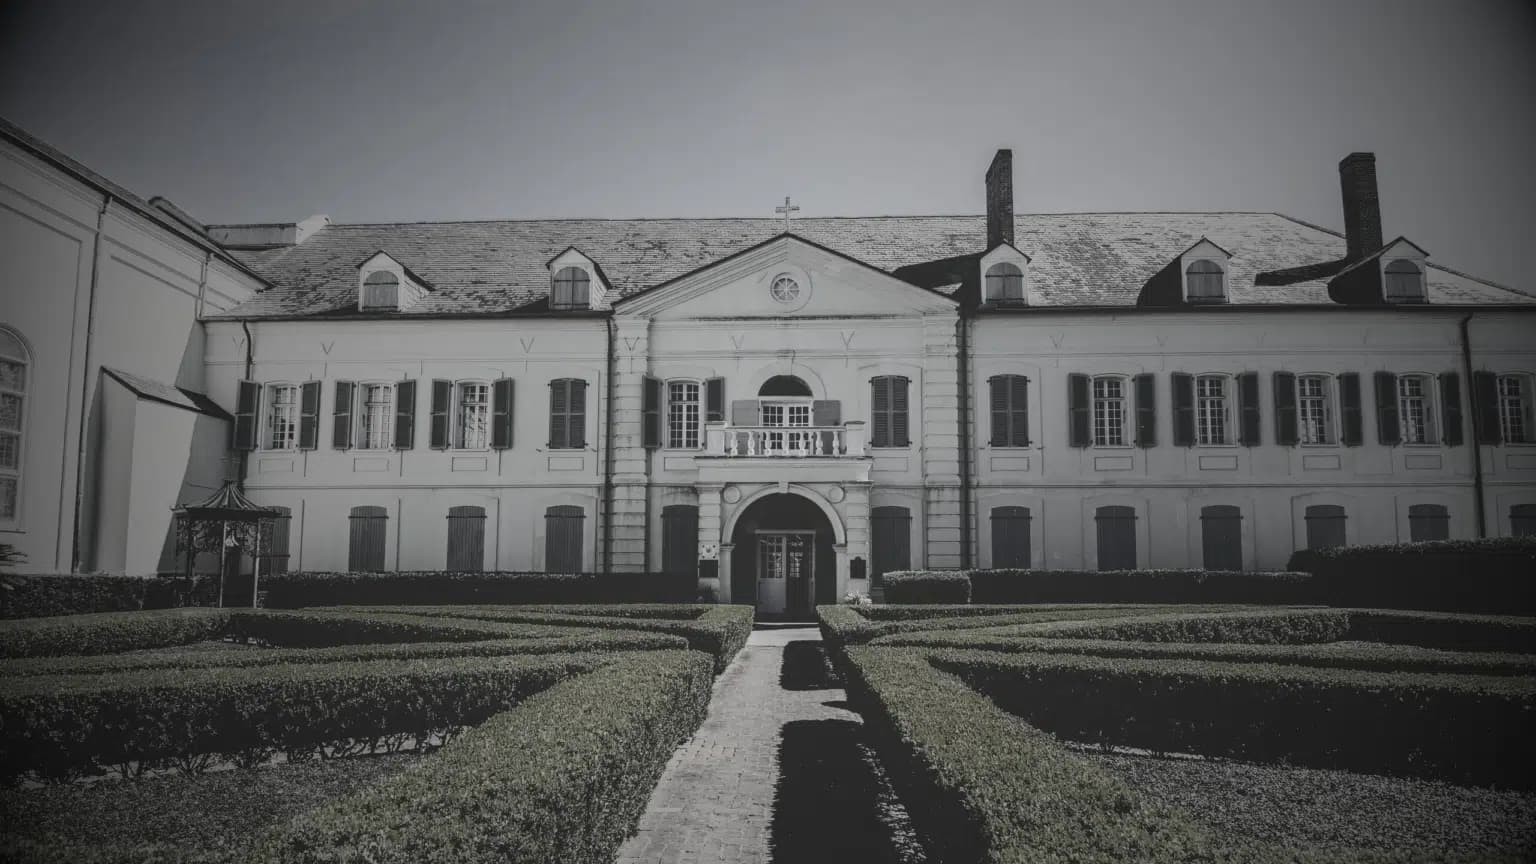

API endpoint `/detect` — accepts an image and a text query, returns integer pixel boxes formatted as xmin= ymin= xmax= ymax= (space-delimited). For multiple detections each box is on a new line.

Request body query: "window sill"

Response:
xmin=1192 ymin=442 xmax=1240 ymax=449
xmin=868 ymin=445 xmax=912 ymax=451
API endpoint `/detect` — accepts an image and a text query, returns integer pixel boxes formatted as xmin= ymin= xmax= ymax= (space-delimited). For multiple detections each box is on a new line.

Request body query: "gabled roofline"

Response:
xmin=102 ymin=367 xmax=233 ymax=420
xmin=1178 ymin=235 xmax=1233 ymax=259
xmin=982 ymin=240 xmax=1032 ymax=264
xmin=613 ymin=231 xmax=959 ymax=308
xmin=354 ymin=249 xmax=435 ymax=290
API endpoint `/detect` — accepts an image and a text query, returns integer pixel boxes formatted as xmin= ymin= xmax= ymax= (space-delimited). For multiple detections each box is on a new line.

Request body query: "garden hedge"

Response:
xmin=1287 ymin=536 xmax=1536 ymax=615
xmin=0 ymin=652 xmax=599 ymax=782
xmin=0 ymin=573 xmax=215 ymax=619
xmin=968 ymin=568 xmax=1320 ymax=605
xmin=882 ymin=570 xmax=972 ymax=604
xmin=0 ymin=608 xmax=231 ymax=658
xmin=818 ymin=603 xmax=1253 ymax=649
xmin=249 ymin=650 xmax=713 ymax=864
xmin=261 ymin=570 xmax=699 ymax=608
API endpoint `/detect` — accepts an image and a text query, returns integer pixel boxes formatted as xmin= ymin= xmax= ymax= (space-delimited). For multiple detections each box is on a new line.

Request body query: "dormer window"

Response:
xmin=1185 ymin=259 xmax=1225 ymax=302
xmin=985 ymin=263 xmax=1024 ymax=303
xmin=1384 ymin=259 xmax=1426 ymax=303
xmin=361 ymin=271 xmax=399 ymax=309
xmin=552 ymin=266 xmax=591 ymax=310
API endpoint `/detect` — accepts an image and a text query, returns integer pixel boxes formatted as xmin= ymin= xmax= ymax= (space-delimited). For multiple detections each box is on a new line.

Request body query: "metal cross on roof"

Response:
xmin=775 ymin=196 xmax=800 ymax=231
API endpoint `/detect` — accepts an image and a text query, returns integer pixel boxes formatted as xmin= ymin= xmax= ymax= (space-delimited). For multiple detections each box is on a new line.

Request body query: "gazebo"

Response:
xmin=172 ymin=480 xmax=282 ymax=608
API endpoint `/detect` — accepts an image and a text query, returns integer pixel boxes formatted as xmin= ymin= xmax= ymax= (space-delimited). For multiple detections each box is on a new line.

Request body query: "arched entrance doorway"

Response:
xmin=730 ymin=493 xmax=837 ymax=619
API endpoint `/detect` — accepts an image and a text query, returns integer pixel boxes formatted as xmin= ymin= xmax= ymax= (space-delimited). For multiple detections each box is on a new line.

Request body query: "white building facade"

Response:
xmin=4 ymin=121 xmax=1535 ymax=614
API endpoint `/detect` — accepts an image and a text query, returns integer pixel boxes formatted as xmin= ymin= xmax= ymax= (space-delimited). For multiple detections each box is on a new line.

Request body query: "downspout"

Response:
xmin=1459 ymin=313 xmax=1486 ymax=537
xmin=70 ymin=194 xmax=112 ymax=572
xmin=956 ymin=310 xmax=973 ymax=569
xmin=239 ymin=321 xmax=255 ymax=490
xmin=601 ymin=317 xmax=617 ymax=573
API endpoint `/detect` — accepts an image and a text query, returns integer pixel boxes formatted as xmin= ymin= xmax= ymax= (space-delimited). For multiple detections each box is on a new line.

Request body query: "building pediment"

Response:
xmin=615 ymin=234 xmax=957 ymax=320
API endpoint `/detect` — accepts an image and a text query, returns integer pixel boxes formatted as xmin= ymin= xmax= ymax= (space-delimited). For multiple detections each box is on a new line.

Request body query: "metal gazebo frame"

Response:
xmin=172 ymin=480 xmax=282 ymax=608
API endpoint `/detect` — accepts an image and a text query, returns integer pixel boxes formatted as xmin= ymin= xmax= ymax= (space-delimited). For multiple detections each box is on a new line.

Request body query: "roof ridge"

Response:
xmin=312 ymin=210 xmax=1284 ymax=229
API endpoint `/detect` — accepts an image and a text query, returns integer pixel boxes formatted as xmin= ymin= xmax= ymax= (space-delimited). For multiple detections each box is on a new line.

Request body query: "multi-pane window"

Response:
xmin=984 ymin=262 xmax=1024 ymax=303
xmin=0 ymin=329 xmax=25 ymax=522
xmin=668 ymin=381 xmax=701 ymax=449
xmin=1398 ymin=375 xmax=1435 ymax=444
xmin=357 ymin=383 xmax=395 ymax=450
xmin=1498 ymin=375 xmax=1533 ymax=444
xmin=1091 ymin=377 xmax=1127 ymax=446
xmin=1195 ymin=375 xmax=1230 ymax=445
xmin=264 ymin=384 xmax=300 ymax=450
xmin=1296 ymin=375 xmax=1333 ymax=444
xmin=455 ymin=382 xmax=490 ymax=449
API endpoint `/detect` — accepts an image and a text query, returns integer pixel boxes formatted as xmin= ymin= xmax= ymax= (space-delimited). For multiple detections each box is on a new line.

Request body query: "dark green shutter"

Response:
xmin=891 ymin=377 xmax=910 ymax=446
xmin=298 ymin=381 xmax=321 ymax=450
xmin=990 ymin=506 xmax=1031 ymax=568
xmin=1172 ymin=372 xmax=1195 ymax=446
xmin=1439 ymin=372 xmax=1463 ymax=446
xmin=1133 ymin=373 xmax=1156 ymax=448
xmin=393 ymin=380 xmax=416 ymax=450
xmin=870 ymin=506 xmax=912 ymax=580
xmin=491 ymin=378 xmax=514 ymax=450
xmin=1408 ymin=504 xmax=1449 ymax=542
xmin=1305 ymin=505 xmax=1347 ymax=550
xmin=990 ymin=376 xmax=1029 ymax=447
xmin=1472 ymin=371 xmax=1501 ymax=445
xmin=1339 ymin=373 xmax=1362 ymax=446
xmin=544 ymin=505 xmax=584 ymax=572
xmin=1095 ymin=505 xmax=1137 ymax=570
xmin=1238 ymin=372 xmax=1261 ymax=446
xmin=989 ymin=377 xmax=1009 ymax=446
xmin=1068 ymin=373 xmax=1091 ymax=447
xmin=446 ymin=505 xmax=486 ymax=571
xmin=642 ymin=376 xmax=662 ymax=448
xmin=332 ymin=381 xmax=354 ymax=450
xmin=1273 ymin=372 xmax=1298 ymax=446
xmin=705 ymin=378 xmax=725 ymax=423
xmin=233 ymin=380 xmax=260 ymax=450
xmin=429 ymin=380 xmax=451 ymax=450
xmin=549 ymin=380 xmax=567 ymax=448
xmin=1373 ymin=371 xmax=1399 ymax=445
xmin=348 ymin=505 xmax=387 ymax=571
xmin=569 ymin=380 xmax=587 ymax=448
xmin=871 ymin=378 xmax=890 ymax=446
xmin=662 ymin=505 xmax=700 ymax=576
xmin=1200 ymin=505 xmax=1243 ymax=570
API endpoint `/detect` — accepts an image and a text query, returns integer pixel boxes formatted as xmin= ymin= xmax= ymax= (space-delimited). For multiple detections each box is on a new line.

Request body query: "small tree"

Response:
xmin=0 ymin=543 xmax=23 ymax=572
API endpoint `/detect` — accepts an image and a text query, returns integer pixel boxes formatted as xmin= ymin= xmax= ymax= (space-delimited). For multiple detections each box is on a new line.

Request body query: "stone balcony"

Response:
xmin=703 ymin=421 xmax=867 ymax=458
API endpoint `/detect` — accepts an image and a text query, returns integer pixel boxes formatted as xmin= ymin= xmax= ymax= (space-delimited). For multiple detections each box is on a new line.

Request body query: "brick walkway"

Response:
xmin=615 ymin=626 xmax=858 ymax=864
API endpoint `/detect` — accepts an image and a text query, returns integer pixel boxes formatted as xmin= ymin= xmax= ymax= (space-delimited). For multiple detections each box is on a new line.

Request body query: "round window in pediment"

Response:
xmin=770 ymin=274 xmax=800 ymax=304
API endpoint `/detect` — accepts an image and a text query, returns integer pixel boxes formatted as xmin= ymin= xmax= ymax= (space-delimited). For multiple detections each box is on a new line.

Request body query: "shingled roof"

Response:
xmin=215 ymin=212 xmax=1533 ymax=318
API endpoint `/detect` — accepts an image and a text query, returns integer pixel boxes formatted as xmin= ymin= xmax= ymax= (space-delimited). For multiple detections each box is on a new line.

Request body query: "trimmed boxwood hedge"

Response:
xmin=0 ymin=608 xmax=231 ymax=658
xmin=883 ymin=570 xmax=972 ymax=604
xmin=1287 ymin=536 xmax=1536 ymax=615
xmin=0 ymin=574 xmax=214 ymax=619
xmin=818 ymin=604 xmax=1254 ymax=650
xmin=969 ymin=568 xmax=1320 ymax=604
xmin=262 ymin=570 xmax=699 ymax=608
xmin=249 ymin=650 xmax=713 ymax=864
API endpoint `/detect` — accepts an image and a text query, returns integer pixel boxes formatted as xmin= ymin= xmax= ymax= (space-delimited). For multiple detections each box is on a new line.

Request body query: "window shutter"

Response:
xmin=871 ymin=378 xmax=890 ymax=447
xmin=705 ymin=378 xmax=725 ymax=423
xmin=233 ymin=380 xmax=260 ymax=450
xmin=491 ymin=378 xmax=514 ymax=449
xmin=731 ymin=400 xmax=758 ymax=426
xmin=990 ymin=506 xmax=1031 ymax=568
xmin=1439 ymin=372 xmax=1463 ymax=447
xmin=1094 ymin=506 xmax=1137 ymax=570
xmin=549 ymin=380 xmax=567 ymax=448
xmin=812 ymin=400 xmax=841 ymax=427
xmin=429 ymin=380 xmax=451 ymax=450
xmin=1305 ymin=504 xmax=1347 ymax=550
xmin=642 ymin=376 xmax=662 ymax=449
xmin=446 ymin=505 xmax=486 ymax=571
xmin=1373 ymin=371 xmax=1399 ymax=445
xmin=1171 ymin=373 xmax=1195 ymax=447
xmin=1408 ymin=504 xmax=1449 ymax=542
xmin=1238 ymin=372 xmax=1261 ymax=446
xmin=1472 ymin=371 xmax=1501 ymax=445
xmin=297 ymin=381 xmax=321 ymax=450
xmin=989 ymin=377 xmax=1009 ymax=446
xmin=1339 ymin=373 xmax=1362 ymax=446
xmin=1200 ymin=505 xmax=1243 ymax=570
xmin=870 ymin=506 xmax=912 ymax=580
xmin=544 ymin=505 xmax=584 ymax=572
xmin=569 ymin=380 xmax=587 ymax=448
xmin=348 ymin=505 xmax=387 ymax=571
xmin=1133 ymin=373 xmax=1156 ymax=448
xmin=332 ymin=381 xmax=354 ymax=450
xmin=1010 ymin=375 xmax=1030 ymax=446
xmin=891 ymin=376 xmax=910 ymax=446
xmin=392 ymin=380 xmax=416 ymax=450
xmin=661 ymin=505 xmax=700 ymax=576
xmin=1068 ymin=373 xmax=1091 ymax=447
xmin=1273 ymin=372 xmax=1298 ymax=446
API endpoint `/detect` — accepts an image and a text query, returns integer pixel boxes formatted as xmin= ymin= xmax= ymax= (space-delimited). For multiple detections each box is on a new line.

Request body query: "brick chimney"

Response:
xmin=986 ymin=149 xmax=1014 ymax=249
xmin=1338 ymin=152 xmax=1383 ymax=260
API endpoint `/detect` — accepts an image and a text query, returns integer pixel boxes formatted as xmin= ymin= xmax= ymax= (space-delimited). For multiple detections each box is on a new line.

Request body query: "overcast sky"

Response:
xmin=1 ymin=0 xmax=1532 ymax=288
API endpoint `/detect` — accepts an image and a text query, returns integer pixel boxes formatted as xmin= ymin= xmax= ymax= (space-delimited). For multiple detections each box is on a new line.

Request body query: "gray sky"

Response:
xmin=2 ymin=0 xmax=1533 ymax=289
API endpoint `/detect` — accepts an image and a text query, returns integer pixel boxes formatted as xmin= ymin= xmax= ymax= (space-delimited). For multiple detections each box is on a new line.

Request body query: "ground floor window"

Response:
xmin=662 ymin=504 xmax=699 ymax=576
xmin=1200 ymin=504 xmax=1243 ymax=570
xmin=348 ymin=505 xmax=387 ymax=571
xmin=1304 ymin=504 xmax=1347 ymax=550
xmin=545 ymin=505 xmax=584 ymax=572
xmin=1407 ymin=504 xmax=1449 ymax=542
xmin=258 ymin=506 xmax=292 ymax=574
xmin=1094 ymin=505 xmax=1137 ymax=570
xmin=447 ymin=505 xmax=487 ymax=571
xmin=1511 ymin=503 xmax=1536 ymax=537
xmin=990 ymin=506 xmax=1031 ymax=568
xmin=870 ymin=506 xmax=911 ymax=580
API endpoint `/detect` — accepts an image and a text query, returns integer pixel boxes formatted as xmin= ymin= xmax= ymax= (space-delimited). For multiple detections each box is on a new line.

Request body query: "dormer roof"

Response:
xmin=355 ymin=250 xmax=435 ymax=290
xmin=1177 ymin=236 xmax=1233 ymax=259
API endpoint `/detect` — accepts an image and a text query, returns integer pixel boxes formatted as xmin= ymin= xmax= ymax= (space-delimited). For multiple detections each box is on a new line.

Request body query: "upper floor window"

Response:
xmin=265 ymin=384 xmax=300 ymax=450
xmin=870 ymin=376 xmax=910 ymax=448
xmin=1397 ymin=374 xmax=1436 ymax=445
xmin=668 ymin=381 xmax=701 ymax=449
xmin=1296 ymin=375 xmax=1334 ymax=445
xmin=1185 ymin=259 xmax=1225 ymax=302
xmin=357 ymin=383 xmax=397 ymax=450
xmin=1498 ymin=374 xmax=1534 ymax=444
xmin=361 ymin=271 xmax=399 ymax=310
xmin=1195 ymin=375 xmax=1231 ymax=445
xmin=0 ymin=327 xmax=26 ymax=523
xmin=552 ymin=267 xmax=590 ymax=310
xmin=456 ymin=382 xmax=490 ymax=449
xmin=988 ymin=375 xmax=1029 ymax=447
xmin=984 ymin=263 xmax=1024 ymax=303
xmin=549 ymin=378 xmax=587 ymax=449
xmin=1383 ymin=259 xmax=1426 ymax=303
xmin=1091 ymin=376 xmax=1127 ymax=446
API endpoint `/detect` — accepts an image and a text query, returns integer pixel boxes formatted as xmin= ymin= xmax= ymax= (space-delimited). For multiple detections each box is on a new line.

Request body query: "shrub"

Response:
xmin=249 ymin=650 xmax=713 ymax=864
xmin=1344 ymin=609 xmax=1536 ymax=653
xmin=882 ymin=571 xmax=972 ymax=604
xmin=0 ymin=652 xmax=597 ymax=782
xmin=261 ymin=571 xmax=698 ymax=608
xmin=819 ymin=604 xmax=1254 ymax=649
xmin=939 ymin=647 xmax=1536 ymax=789
xmin=1287 ymin=536 xmax=1536 ymax=615
xmin=968 ymin=568 xmax=1320 ymax=605
xmin=0 ymin=574 xmax=216 ymax=619
xmin=0 ymin=608 xmax=230 ymax=658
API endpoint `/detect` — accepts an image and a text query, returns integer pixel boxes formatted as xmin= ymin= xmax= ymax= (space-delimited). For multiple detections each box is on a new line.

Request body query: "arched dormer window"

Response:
xmin=361 ymin=271 xmax=399 ymax=310
xmin=984 ymin=262 xmax=1025 ymax=303
xmin=552 ymin=267 xmax=591 ymax=310
xmin=1384 ymin=259 xmax=1425 ymax=303
xmin=1185 ymin=259 xmax=1225 ymax=302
